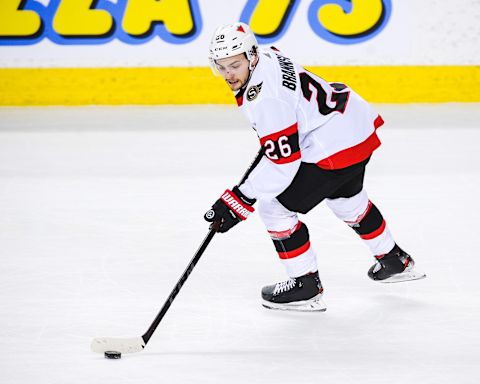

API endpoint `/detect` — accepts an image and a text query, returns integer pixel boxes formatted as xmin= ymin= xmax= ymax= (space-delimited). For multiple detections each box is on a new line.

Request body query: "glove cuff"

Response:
xmin=232 ymin=186 xmax=256 ymax=206
xmin=221 ymin=188 xmax=255 ymax=220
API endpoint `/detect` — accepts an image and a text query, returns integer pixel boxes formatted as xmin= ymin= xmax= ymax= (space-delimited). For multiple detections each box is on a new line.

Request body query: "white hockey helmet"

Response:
xmin=208 ymin=22 xmax=259 ymax=73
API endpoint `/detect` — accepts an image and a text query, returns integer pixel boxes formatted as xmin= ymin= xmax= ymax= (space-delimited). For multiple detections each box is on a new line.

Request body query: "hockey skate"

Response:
xmin=368 ymin=244 xmax=426 ymax=283
xmin=261 ymin=271 xmax=327 ymax=312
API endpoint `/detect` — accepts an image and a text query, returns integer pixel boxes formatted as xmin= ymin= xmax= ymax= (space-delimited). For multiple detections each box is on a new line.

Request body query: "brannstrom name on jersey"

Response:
xmin=275 ymin=53 xmax=297 ymax=91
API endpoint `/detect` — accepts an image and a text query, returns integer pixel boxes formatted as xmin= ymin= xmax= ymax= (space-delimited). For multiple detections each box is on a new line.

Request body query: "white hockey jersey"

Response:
xmin=237 ymin=47 xmax=383 ymax=201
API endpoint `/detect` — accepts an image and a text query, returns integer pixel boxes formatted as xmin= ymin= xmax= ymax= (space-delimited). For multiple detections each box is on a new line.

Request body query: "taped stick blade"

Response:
xmin=91 ymin=337 xmax=145 ymax=354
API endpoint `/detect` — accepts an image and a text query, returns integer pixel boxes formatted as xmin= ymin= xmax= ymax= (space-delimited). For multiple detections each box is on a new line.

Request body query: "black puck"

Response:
xmin=104 ymin=351 xmax=121 ymax=359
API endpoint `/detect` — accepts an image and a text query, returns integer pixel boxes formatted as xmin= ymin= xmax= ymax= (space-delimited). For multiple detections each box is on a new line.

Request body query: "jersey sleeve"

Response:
xmin=238 ymin=97 xmax=301 ymax=200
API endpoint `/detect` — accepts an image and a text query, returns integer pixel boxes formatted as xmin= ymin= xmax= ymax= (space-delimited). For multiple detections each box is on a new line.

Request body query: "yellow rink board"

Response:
xmin=0 ymin=66 xmax=478 ymax=105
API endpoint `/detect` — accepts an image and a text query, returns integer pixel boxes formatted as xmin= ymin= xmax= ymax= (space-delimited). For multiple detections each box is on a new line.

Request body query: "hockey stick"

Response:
xmin=91 ymin=223 xmax=219 ymax=354
xmin=91 ymin=148 xmax=264 ymax=354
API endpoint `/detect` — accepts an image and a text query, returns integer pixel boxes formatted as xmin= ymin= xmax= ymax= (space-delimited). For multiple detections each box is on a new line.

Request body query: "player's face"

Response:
xmin=215 ymin=54 xmax=252 ymax=91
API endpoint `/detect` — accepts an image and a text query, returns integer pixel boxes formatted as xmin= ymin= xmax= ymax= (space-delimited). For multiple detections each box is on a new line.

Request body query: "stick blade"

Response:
xmin=91 ymin=336 xmax=145 ymax=354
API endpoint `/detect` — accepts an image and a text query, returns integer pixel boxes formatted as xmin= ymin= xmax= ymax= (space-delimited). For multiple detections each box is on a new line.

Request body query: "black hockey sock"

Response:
xmin=271 ymin=222 xmax=311 ymax=259
xmin=349 ymin=202 xmax=386 ymax=240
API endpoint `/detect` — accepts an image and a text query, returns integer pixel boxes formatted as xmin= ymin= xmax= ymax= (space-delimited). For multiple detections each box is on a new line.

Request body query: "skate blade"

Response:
xmin=262 ymin=294 xmax=327 ymax=312
xmin=378 ymin=268 xmax=426 ymax=283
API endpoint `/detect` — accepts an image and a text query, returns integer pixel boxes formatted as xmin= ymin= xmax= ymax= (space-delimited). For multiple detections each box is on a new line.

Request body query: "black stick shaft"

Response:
xmin=141 ymin=225 xmax=218 ymax=344
xmin=238 ymin=146 xmax=265 ymax=186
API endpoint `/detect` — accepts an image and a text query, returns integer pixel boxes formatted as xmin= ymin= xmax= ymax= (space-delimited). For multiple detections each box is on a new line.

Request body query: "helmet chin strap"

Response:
xmin=239 ymin=55 xmax=258 ymax=91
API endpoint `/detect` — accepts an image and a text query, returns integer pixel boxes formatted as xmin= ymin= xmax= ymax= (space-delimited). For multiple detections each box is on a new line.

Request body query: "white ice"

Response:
xmin=0 ymin=104 xmax=479 ymax=384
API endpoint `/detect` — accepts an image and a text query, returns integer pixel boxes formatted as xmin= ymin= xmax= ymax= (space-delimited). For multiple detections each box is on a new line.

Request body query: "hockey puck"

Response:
xmin=104 ymin=351 xmax=121 ymax=359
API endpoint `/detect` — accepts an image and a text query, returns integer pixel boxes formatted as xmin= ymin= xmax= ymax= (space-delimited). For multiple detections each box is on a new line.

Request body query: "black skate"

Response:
xmin=261 ymin=271 xmax=326 ymax=312
xmin=368 ymin=244 xmax=426 ymax=283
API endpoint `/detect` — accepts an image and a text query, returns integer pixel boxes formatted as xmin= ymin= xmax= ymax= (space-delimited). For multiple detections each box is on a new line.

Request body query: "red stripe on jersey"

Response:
xmin=316 ymin=114 xmax=384 ymax=170
xmin=317 ymin=130 xmax=381 ymax=170
xmin=259 ymin=123 xmax=298 ymax=145
xmin=360 ymin=220 xmax=386 ymax=240
xmin=278 ymin=241 xmax=311 ymax=259
xmin=236 ymin=95 xmax=244 ymax=107
xmin=374 ymin=115 xmax=384 ymax=129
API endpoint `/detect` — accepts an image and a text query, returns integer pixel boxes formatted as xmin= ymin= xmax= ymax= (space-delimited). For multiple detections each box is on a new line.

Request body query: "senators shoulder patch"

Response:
xmin=246 ymin=82 xmax=263 ymax=101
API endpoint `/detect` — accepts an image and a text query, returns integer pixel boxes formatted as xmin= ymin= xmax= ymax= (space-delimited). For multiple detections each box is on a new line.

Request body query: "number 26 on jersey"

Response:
xmin=260 ymin=123 xmax=301 ymax=164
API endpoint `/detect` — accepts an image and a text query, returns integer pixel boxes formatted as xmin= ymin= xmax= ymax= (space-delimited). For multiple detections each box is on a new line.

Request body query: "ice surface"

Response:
xmin=0 ymin=104 xmax=479 ymax=384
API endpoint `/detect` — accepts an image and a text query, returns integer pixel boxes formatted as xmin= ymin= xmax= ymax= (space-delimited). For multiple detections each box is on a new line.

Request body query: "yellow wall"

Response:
xmin=0 ymin=66 xmax=478 ymax=105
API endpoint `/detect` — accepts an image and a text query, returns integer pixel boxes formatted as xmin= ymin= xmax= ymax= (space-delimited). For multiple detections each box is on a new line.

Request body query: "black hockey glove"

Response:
xmin=204 ymin=186 xmax=256 ymax=233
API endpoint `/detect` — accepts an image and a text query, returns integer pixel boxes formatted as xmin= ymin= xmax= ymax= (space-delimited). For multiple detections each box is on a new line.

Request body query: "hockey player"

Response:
xmin=204 ymin=22 xmax=425 ymax=312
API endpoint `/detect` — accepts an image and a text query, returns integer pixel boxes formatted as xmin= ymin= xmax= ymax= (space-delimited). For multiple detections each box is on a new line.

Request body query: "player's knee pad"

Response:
xmin=258 ymin=198 xmax=298 ymax=233
xmin=326 ymin=189 xmax=369 ymax=222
